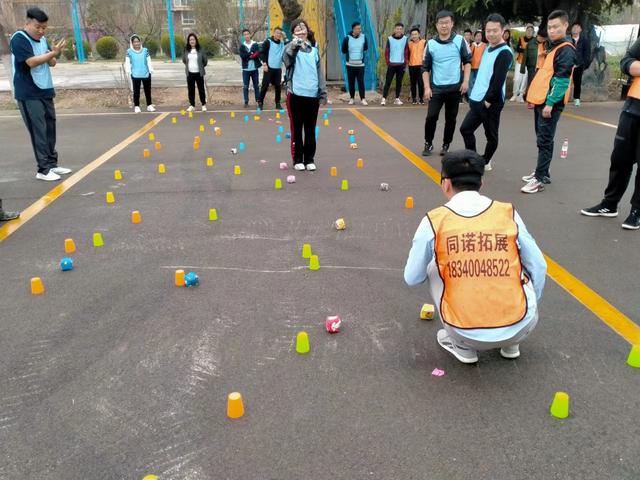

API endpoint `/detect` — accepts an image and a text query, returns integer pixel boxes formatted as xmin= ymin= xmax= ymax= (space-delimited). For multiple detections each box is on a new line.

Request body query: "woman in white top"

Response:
xmin=181 ymin=33 xmax=208 ymax=112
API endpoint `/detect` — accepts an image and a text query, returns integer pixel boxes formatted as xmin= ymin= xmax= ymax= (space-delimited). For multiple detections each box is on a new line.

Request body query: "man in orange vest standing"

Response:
xmin=521 ymin=10 xmax=576 ymax=194
xmin=404 ymin=150 xmax=547 ymax=364
xmin=581 ymin=36 xmax=640 ymax=230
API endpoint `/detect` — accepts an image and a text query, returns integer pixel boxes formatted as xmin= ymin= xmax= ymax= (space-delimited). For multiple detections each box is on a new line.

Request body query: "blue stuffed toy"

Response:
xmin=184 ymin=271 xmax=199 ymax=287
xmin=60 ymin=257 xmax=74 ymax=271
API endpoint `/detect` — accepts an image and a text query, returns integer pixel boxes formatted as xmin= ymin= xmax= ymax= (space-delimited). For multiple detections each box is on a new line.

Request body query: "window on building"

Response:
xmin=175 ymin=0 xmax=194 ymax=6
xmin=182 ymin=11 xmax=195 ymax=25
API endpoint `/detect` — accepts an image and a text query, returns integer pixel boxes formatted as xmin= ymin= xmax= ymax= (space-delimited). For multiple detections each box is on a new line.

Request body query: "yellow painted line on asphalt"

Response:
xmin=0 ymin=113 xmax=169 ymax=243
xmin=562 ymin=111 xmax=617 ymax=129
xmin=349 ymin=107 xmax=640 ymax=346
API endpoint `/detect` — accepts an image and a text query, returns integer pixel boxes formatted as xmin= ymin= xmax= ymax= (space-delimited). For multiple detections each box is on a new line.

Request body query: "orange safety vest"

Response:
xmin=527 ymin=41 xmax=574 ymax=106
xmin=408 ymin=39 xmax=426 ymax=66
xmin=427 ymin=201 xmax=528 ymax=330
xmin=629 ymin=76 xmax=640 ymax=100
xmin=470 ymin=42 xmax=486 ymax=69
xmin=516 ymin=37 xmax=527 ymax=64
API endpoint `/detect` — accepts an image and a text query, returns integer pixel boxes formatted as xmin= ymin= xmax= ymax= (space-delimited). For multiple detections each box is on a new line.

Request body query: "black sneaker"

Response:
xmin=580 ymin=203 xmax=618 ymax=217
xmin=422 ymin=142 xmax=434 ymax=156
xmin=412 ymin=99 xmax=418 ymax=105
xmin=244 ymin=103 xmax=249 ymax=109
xmin=276 ymin=103 xmax=283 ymax=110
xmin=419 ymin=100 xmax=425 ymax=105
xmin=440 ymin=143 xmax=450 ymax=156
xmin=622 ymin=208 xmax=640 ymax=230
xmin=257 ymin=101 xmax=264 ymax=110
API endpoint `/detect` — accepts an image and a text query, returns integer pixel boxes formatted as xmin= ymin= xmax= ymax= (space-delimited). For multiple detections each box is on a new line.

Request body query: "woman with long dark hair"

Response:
xmin=283 ymin=19 xmax=327 ymax=171
xmin=182 ymin=33 xmax=208 ymax=112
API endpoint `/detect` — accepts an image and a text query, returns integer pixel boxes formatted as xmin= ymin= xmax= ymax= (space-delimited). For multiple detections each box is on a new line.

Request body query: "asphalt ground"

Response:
xmin=0 ymin=101 xmax=638 ymax=480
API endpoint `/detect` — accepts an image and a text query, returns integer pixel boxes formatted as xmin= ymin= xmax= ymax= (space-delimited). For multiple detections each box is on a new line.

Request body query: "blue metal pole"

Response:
xmin=71 ymin=0 xmax=85 ymax=63
xmin=166 ymin=0 xmax=176 ymax=62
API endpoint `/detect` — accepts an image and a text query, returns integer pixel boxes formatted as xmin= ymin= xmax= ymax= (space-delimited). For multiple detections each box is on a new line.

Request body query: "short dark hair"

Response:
xmin=351 ymin=21 xmax=361 ymax=29
xmin=410 ymin=27 xmax=420 ymax=34
xmin=185 ymin=33 xmax=200 ymax=52
xmin=474 ymin=30 xmax=483 ymax=37
xmin=485 ymin=13 xmax=506 ymax=28
xmin=395 ymin=22 xmax=404 ymax=28
xmin=26 ymin=7 xmax=48 ymax=23
xmin=242 ymin=29 xmax=250 ymax=35
xmin=548 ymin=10 xmax=569 ymax=23
xmin=464 ymin=28 xmax=473 ymax=34
xmin=274 ymin=26 xmax=283 ymax=32
xmin=130 ymin=35 xmax=141 ymax=43
xmin=435 ymin=10 xmax=454 ymax=22
xmin=571 ymin=21 xmax=582 ymax=28
xmin=441 ymin=150 xmax=485 ymax=191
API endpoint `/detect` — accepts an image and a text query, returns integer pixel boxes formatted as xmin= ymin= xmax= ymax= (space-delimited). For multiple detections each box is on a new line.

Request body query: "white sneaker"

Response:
xmin=361 ymin=99 xmax=368 ymax=106
xmin=294 ymin=163 xmax=306 ymax=171
xmin=147 ymin=105 xmax=156 ymax=112
xmin=306 ymin=163 xmax=316 ymax=171
xmin=509 ymin=95 xmax=517 ymax=102
xmin=394 ymin=98 xmax=403 ymax=105
xmin=521 ymin=178 xmax=545 ymax=194
xmin=348 ymin=98 xmax=355 ymax=105
xmin=436 ymin=329 xmax=478 ymax=364
xmin=51 ymin=167 xmax=72 ymax=175
xmin=134 ymin=106 xmax=141 ymax=113
xmin=380 ymin=98 xmax=386 ymax=106
xmin=484 ymin=160 xmax=493 ymax=171
xmin=500 ymin=344 xmax=520 ymax=359
xmin=186 ymin=105 xmax=195 ymax=112
xmin=521 ymin=172 xmax=536 ymax=182
xmin=517 ymin=95 xmax=525 ymax=103
xmin=574 ymin=99 xmax=581 ymax=107
xmin=36 ymin=171 xmax=61 ymax=181
xmin=202 ymin=105 xmax=207 ymax=112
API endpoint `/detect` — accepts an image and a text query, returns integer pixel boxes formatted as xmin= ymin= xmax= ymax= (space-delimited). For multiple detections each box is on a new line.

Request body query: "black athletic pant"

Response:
xmin=382 ymin=65 xmax=405 ymax=98
xmin=460 ymin=100 xmax=504 ymax=163
xmin=424 ymin=90 xmax=461 ymax=145
xmin=187 ymin=72 xmax=206 ymax=106
xmin=572 ymin=66 xmax=583 ymax=100
xmin=524 ymin=65 xmax=536 ymax=100
xmin=409 ymin=65 xmax=424 ymax=101
xmin=534 ymin=104 xmax=564 ymax=181
xmin=602 ymin=111 xmax=640 ymax=209
xmin=346 ymin=65 xmax=365 ymax=100
xmin=17 ymin=98 xmax=58 ymax=174
xmin=259 ymin=67 xmax=282 ymax=105
xmin=132 ymin=76 xmax=152 ymax=107
xmin=286 ymin=92 xmax=320 ymax=165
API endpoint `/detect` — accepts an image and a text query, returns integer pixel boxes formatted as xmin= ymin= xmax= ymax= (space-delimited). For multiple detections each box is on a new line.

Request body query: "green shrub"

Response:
xmin=95 ymin=36 xmax=119 ymax=59
xmin=199 ymin=35 xmax=220 ymax=58
xmin=145 ymin=38 xmax=159 ymax=57
xmin=161 ymin=34 xmax=185 ymax=57
xmin=63 ymin=38 xmax=91 ymax=60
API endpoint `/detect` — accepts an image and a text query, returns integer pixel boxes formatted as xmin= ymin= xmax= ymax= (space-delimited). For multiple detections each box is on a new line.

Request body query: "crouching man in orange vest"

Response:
xmin=581 ymin=36 xmax=640 ymax=230
xmin=404 ymin=150 xmax=547 ymax=364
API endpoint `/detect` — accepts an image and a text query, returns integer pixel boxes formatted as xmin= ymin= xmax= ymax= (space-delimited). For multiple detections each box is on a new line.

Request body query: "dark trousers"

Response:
xmin=346 ymin=65 xmax=365 ymax=99
xmin=187 ymin=72 xmax=206 ymax=106
xmin=242 ymin=70 xmax=260 ymax=104
xmin=424 ymin=90 xmax=461 ymax=145
xmin=286 ymin=92 xmax=320 ymax=165
xmin=408 ymin=66 xmax=424 ymax=101
xmin=132 ymin=76 xmax=152 ymax=107
xmin=602 ymin=112 xmax=640 ymax=209
xmin=534 ymin=104 xmax=563 ymax=181
xmin=17 ymin=98 xmax=58 ymax=174
xmin=259 ymin=67 xmax=282 ymax=105
xmin=572 ymin=66 xmax=583 ymax=100
xmin=524 ymin=65 xmax=536 ymax=99
xmin=382 ymin=65 xmax=405 ymax=98
xmin=460 ymin=100 xmax=504 ymax=163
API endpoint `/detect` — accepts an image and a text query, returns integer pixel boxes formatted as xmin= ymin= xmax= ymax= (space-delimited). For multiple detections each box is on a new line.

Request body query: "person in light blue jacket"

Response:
xmin=124 ymin=35 xmax=156 ymax=113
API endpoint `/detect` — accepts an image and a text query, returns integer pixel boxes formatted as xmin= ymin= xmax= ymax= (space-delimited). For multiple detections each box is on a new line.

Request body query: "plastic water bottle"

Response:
xmin=560 ymin=139 xmax=569 ymax=159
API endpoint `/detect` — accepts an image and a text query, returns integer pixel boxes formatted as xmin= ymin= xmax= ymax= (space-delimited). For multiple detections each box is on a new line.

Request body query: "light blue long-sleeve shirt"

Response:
xmin=404 ymin=191 xmax=547 ymax=342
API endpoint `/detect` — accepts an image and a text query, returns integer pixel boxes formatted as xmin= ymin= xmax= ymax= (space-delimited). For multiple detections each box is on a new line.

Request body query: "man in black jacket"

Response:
xmin=239 ymin=29 xmax=262 ymax=108
xmin=570 ymin=22 xmax=590 ymax=107
xmin=341 ymin=21 xmax=369 ymax=105
xmin=258 ymin=27 xmax=287 ymax=110
xmin=459 ymin=13 xmax=513 ymax=171
xmin=581 ymin=36 xmax=640 ymax=230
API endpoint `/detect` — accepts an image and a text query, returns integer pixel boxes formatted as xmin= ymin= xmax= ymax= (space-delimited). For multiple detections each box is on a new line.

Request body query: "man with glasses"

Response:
xmin=404 ymin=150 xmax=546 ymax=364
xmin=10 ymin=7 xmax=72 ymax=182
xmin=422 ymin=10 xmax=471 ymax=157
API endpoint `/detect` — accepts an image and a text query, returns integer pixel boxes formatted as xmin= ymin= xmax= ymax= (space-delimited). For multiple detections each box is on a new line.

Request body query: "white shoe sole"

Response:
xmin=36 ymin=174 xmax=61 ymax=181
xmin=622 ymin=223 xmax=640 ymax=230
xmin=580 ymin=210 xmax=618 ymax=217
xmin=500 ymin=348 xmax=520 ymax=359
xmin=437 ymin=330 xmax=478 ymax=364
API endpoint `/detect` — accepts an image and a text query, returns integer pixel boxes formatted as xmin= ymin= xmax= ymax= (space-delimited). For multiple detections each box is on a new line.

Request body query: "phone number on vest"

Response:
xmin=445 ymin=258 xmax=511 ymax=278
